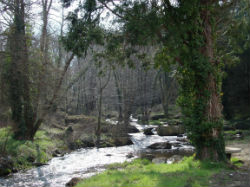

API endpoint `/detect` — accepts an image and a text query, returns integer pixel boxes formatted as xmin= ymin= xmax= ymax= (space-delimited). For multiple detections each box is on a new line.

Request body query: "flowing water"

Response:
xmin=0 ymin=119 xmax=193 ymax=187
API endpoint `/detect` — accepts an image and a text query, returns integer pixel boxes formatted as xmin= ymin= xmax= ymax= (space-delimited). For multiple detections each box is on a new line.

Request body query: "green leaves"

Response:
xmin=61 ymin=15 xmax=104 ymax=57
xmin=154 ymin=47 xmax=173 ymax=72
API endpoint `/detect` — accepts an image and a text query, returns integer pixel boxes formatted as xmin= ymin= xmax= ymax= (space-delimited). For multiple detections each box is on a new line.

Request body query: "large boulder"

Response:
xmin=167 ymin=155 xmax=183 ymax=164
xmin=66 ymin=177 xmax=82 ymax=187
xmin=147 ymin=142 xmax=172 ymax=149
xmin=157 ymin=125 xmax=185 ymax=136
xmin=112 ymin=136 xmax=133 ymax=146
xmin=152 ymin=155 xmax=183 ymax=164
xmin=68 ymin=137 xmax=95 ymax=150
xmin=143 ymin=128 xmax=154 ymax=135
xmin=127 ymin=125 xmax=140 ymax=133
xmin=139 ymin=148 xmax=195 ymax=160
xmin=152 ymin=157 xmax=167 ymax=164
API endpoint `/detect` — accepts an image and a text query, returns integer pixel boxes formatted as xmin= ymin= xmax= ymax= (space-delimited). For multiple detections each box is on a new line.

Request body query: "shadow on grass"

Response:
xmin=76 ymin=158 xmax=228 ymax=187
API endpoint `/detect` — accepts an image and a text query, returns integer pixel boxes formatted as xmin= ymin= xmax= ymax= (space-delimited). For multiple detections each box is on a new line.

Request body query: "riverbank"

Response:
xmin=0 ymin=113 xmax=134 ymax=176
xmin=0 ymin=127 xmax=64 ymax=176
xmin=1 ymin=114 xmax=249 ymax=186
xmin=75 ymin=157 xmax=232 ymax=187
xmin=74 ymin=147 xmax=250 ymax=187
xmin=73 ymin=119 xmax=250 ymax=187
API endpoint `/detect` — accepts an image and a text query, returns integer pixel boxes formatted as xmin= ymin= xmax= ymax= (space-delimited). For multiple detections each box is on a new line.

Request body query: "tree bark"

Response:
xmin=113 ymin=70 xmax=123 ymax=122
xmin=196 ymin=2 xmax=225 ymax=161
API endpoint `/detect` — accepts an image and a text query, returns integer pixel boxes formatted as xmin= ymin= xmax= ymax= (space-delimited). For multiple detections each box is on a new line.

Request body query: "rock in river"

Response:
xmin=147 ymin=142 xmax=172 ymax=149
xmin=66 ymin=177 xmax=82 ymax=187
xmin=143 ymin=128 xmax=154 ymax=135
xmin=127 ymin=125 xmax=140 ymax=133
xmin=157 ymin=125 xmax=185 ymax=136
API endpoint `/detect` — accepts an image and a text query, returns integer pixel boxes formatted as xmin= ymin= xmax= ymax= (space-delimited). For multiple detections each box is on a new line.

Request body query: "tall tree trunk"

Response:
xmin=113 ymin=70 xmax=123 ymax=122
xmin=96 ymin=86 xmax=102 ymax=147
xmin=96 ymin=69 xmax=111 ymax=147
xmin=196 ymin=2 xmax=225 ymax=161
xmin=9 ymin=0 xmax=34 ymax=140
xmin=35 ymin=0 xmax=52 ymax=112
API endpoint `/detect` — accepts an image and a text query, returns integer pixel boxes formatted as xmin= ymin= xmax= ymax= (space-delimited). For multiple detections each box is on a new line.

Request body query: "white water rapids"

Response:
xmin=0 ymin=119 xmax=193 ymax=187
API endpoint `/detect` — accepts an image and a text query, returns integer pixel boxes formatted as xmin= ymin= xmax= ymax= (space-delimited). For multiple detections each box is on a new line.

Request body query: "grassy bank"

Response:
xmin=76 ymin=157 xmax=230 ymax=187
xmin=0 ymin=127 xmax=63 ymax=171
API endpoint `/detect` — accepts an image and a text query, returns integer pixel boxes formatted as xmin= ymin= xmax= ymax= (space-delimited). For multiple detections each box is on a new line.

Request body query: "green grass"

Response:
xmin=149 ymin=120 xmax=162 ymax=126
xmin=0 ymin=127 xmax=59 ymax=170
xmin=76 ymin=157 xmax=229 ymax=187
xmin=231 ymin=157 xmax=244 ymax=167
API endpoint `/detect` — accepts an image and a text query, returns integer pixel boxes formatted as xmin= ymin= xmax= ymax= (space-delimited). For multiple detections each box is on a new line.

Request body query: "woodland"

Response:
xmin=0 ymin=0 xmax=250 ymax=187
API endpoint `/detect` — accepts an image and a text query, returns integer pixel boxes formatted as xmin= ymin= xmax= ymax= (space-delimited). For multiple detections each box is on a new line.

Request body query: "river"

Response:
xmin=0 ymin=119 xmax=193 ymax=187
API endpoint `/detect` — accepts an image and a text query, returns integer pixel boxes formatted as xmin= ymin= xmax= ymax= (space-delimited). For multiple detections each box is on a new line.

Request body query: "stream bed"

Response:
xmin=0 ymin=119 xmax=193 ymax=187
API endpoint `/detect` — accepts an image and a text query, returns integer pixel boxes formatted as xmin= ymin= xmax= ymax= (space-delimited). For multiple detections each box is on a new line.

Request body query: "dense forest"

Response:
xmin=0 ymin=0 xmax=250 ymax=187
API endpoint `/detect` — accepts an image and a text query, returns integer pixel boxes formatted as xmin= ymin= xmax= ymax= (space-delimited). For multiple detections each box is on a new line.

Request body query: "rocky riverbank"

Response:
xmin=0 ymin=112 xmax=136 ymax=177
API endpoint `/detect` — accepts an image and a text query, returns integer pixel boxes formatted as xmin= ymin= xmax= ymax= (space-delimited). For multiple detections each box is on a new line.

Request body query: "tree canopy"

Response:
xmin=61 ymin=0 xmax=250 ymax=161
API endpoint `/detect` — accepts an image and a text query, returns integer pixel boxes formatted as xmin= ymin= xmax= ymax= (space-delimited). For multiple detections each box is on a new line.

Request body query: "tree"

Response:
xmin=6 ymin=0 xmax=33 ymax=140
xmin=222 ymin=0 xmax=250 ymax=119
xmin=62 ymin=0 xmax=249 ymax=161
xmin=158 ymin=70 xmax=178 ymax=117
xmin=95 ymin=62 xmax=111 ymax=147
xmin=0 ymin=0 xmax=76 ymax=140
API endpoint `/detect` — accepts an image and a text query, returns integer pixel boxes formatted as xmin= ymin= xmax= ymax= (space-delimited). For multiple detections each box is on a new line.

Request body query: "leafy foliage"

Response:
xmin=62 ymin=13 xmax=104 ymax=56
xmin=62 ymin=0 xmax=250 ymax=161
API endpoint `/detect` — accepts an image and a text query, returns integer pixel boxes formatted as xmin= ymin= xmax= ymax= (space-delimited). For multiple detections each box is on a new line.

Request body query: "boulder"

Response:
xmin=225 ymin=147 xmax=242 ymax=159
xmin=170 ymin=142 xmax=182 ymax=148
xmin=157 ymin=125 xmax=185 ymax=136
xmin=126 ymin=153 xmax=134 ymax=158
xmin=147 ymin=142 xmax=172 ymax=149
xmin=167 ymin=155 xmax=183 ymax=164
xmin=113 ymin=136 xmax=133 ymax=146
xmin=127 ymin=125 xmax=140 ymax=133
xmin=52 ymin=149 xmax=65 ymax=157
xmin=143 ymin=128 xmax=154 ymax=135
xmin=152 ymin=157 xmax=167 ymax=164
xmin=138 ymin=148 xmax=194 ymax=160
xmin=66 ymin=177 xmax=82 ymax=187
xmin=68 ymin=138 xmax=95 ymax=150
xmin=140 ymin=153 xmax=154 ymax=160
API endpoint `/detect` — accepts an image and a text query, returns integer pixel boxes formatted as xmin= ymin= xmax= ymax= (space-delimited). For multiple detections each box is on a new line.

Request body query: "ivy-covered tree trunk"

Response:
xmin=194 ymin=2 xmax=225 ymax=161
xmin=8 ymin=0 xmax=35 ymax=141
xmin=196 ymin=75 xmax=225 ymax=160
